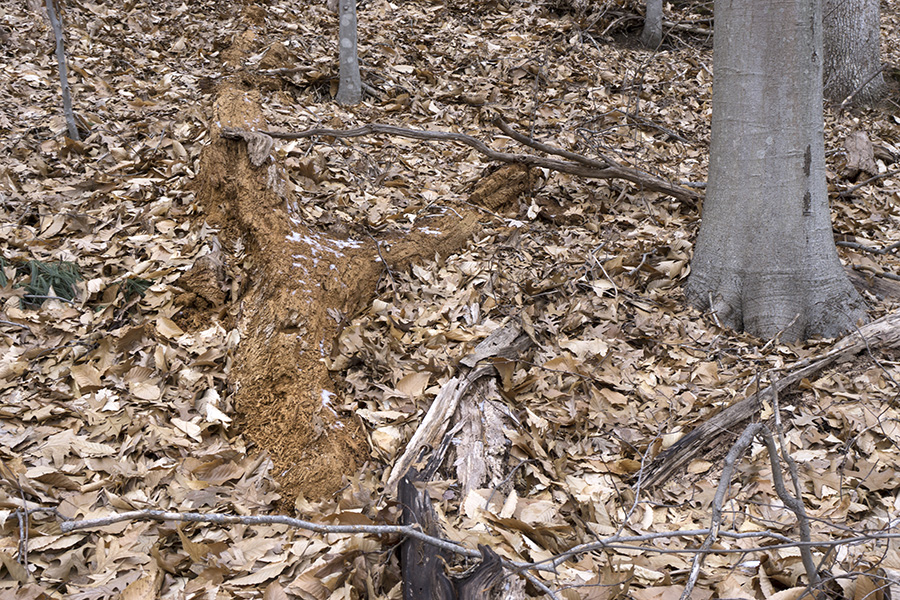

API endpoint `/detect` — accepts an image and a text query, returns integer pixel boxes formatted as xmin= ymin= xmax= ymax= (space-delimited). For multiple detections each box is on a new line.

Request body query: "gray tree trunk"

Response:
xmin=641 ymin=0 xmax=663 ymax=48
xmin=685 ymin=0 xmax=865 ymax=341
xmin=336 ymin=0 xmax=362 ymax=105
xmin=823 ymin=0 xmax=885 ymax=105
xmin=46 ymin=0 xmax=79 ymax=140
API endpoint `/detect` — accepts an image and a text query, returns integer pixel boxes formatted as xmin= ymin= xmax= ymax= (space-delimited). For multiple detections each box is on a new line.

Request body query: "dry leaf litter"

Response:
xmin=2 ymin=0 xmax=900 ymax=598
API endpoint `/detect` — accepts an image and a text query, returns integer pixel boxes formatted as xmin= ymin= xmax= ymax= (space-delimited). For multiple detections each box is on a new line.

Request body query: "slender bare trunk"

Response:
xmin=641 ymin=0 xmax=663 ymax=48
xmin=336 ymin=0 xmax=361 ymax=105
xmin=46 ymin=0 xmax=79 ymax=140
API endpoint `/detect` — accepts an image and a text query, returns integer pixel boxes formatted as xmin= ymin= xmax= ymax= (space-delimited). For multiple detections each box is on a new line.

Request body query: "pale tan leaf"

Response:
xmin=0 ymin=551 xmax=29 ymax=583
xmin=228 ymin=562 xmax=289 ymax=586
xmin=171 ymin=418 xmax=203 ymax=442
xmin=130 ymin=380 xmax=161 ymax=401
xmin=176 ymin=527 xmax=209 ymax=563
xmin=766 ymin=588 xmax=807 ymax=600
xmin=156 ymin=317 xmax=184 ymax=339
xmin=264 ymin=582 xmax=290 ymax=600
xmin=395 ymin=371 xmax=430 ymax=398
xmin=70 ymin=363 xmax=103 ymax=388
xmin=116 ymin=568 xmax=160 ymax=600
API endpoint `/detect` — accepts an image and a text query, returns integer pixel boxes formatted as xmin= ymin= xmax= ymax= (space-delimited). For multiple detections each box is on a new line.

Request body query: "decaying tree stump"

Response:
xmin=399 ymin=473 xmax=505 ymax=599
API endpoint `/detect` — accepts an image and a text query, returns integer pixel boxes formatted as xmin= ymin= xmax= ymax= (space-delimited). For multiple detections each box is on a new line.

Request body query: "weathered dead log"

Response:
xmin=400 ymin=474 xmax=455 ymax=600
xmin=456 ymin=545 xmax=505 ymax=600
xmin=396 ymin=323 xmax=528 ymax=597
xmin=387 ymin=321 xmax=531 ymax=492
xmin=642 ymin=310 xmax=900 ymax=488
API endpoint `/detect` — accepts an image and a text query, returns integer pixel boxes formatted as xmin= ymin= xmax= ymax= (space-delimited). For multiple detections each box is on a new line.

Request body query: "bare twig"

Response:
xmin=614 ymin=109 xmax=693 ymax=144
xmin=767 ymin=386 xmax=820 ymax=588
xmin=836 ymin=169 xmax=900 ymax=197
xmin=681 ymin=420 xmax=820 ymax=599
xmin=22 ymin=294 xmax=76 ymax=304
xmin=61 ymin=509 xmax=479 ymax=556
xmin=54 ymin=503 xmax=900 ymax=600
xmin=680 ymin=423 xmax=761 ymax=600
xmin=851 ymin=265 xmax=900 ymax=281
xmin=838 ymin=66 xmax=887 ymax=112
xmin=0 ymin=319 xmax=31 ymax=332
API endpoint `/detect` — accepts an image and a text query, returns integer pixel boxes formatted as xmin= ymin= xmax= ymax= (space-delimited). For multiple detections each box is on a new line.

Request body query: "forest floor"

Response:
xmin=3 ymin=0 xmax=900 ymax=598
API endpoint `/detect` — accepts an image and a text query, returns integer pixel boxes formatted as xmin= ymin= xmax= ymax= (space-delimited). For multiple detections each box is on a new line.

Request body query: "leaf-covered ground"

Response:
xmin=2 ymin=0 xmax=900 ymax=598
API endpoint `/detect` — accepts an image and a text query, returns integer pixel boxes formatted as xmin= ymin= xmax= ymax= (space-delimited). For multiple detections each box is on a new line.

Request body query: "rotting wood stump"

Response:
xmin=190 ymin=80 xmax=532 ymax=503
xmin=399 ymin=473 xmax=504 ymax=600
xmin=192 ymin=84 xmax=491 ymax=502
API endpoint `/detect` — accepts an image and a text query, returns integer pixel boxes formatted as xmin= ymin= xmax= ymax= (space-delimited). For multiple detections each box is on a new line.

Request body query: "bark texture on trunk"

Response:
xmin=641 ymin=0 xmax=663 ymax=48
xmin=685 ymin=0 xmax=866 ymax=341
xmin=336 ymin=0 xmax=361 ymax=105
xmin=823 ymin=0 xmax=885 ymax=105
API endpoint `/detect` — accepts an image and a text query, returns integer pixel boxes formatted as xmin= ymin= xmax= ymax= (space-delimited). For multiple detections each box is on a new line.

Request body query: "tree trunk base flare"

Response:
xmin=685 ymin=264 xmax=867 ymax=341
xmin=686 ymin=0 xmax=867 ymax=342
xmin=642 ymin=310 xmax=900 ymax=489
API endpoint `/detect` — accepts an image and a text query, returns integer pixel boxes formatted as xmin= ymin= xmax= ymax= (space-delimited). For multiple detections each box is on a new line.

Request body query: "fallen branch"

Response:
xmin=386 ymin=321 xmax=531 ymax=492
xmin=642 ymin=309 xmax=900 ymax=488
xmin=770 ymin=382 xmax=819 ymax=591
xmin=837 ymin=239 xmax=900 ymax=255
xmin=594 ymin=10 xmax=713 ymax=37
xmin=851 ymin=266 xmax=900 ymax=282
xmin=55 ymin=504 xmax=899 ymax=599
xmin=221 ymin=119 xmax=700 ymax=202
xmin=836 ymin=168 xmax=900 ymax=197
xmin=680 ymin=420 xmax=819 ymax=599
xmin=60 ymin=509 xmax=478 ymax=556
xmin=59 ymin=506 xmax=900 ymax=557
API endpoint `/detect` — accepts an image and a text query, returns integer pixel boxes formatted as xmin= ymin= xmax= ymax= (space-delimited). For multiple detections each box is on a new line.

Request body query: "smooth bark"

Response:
xmin=823 ymin=0 xmax=885 ymax=105
xmin=336 ymin=0 xmax=361 ymax=105
xmin=46 ymin=0 xmax=79 ymax=140
xmin=641 ymin=0 xmax=663 ymax=48
xmin=685 ymin=0 xmax=865 ymax=341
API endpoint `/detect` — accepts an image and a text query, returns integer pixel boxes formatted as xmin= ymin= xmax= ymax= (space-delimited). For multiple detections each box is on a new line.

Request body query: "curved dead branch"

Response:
xmin=221 ymin=119 xmax=700 ymax=202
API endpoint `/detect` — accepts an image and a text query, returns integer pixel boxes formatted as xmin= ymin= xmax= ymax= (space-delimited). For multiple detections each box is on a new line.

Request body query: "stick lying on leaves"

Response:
xmin=220 ymin=116 xmax=700 ymax=202
xmin=59 ymin=510 xmax=474 ymax=555
xmin=57 ymin=504 xmax=893 ymax=599
xmin=643 ymin=309 xmax=900 ymax=489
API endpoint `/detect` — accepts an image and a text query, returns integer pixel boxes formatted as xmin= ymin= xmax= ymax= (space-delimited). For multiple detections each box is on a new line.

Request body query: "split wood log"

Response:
xmin=386 ymin=321 xmax=531 ymax=492
xmin=400 ymin=473 xmax=454 ymax=599
xmin=221 ymin=117 xmax=699 ymax=202
xmin=643 ymin=309 xmax=900 ymax=489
